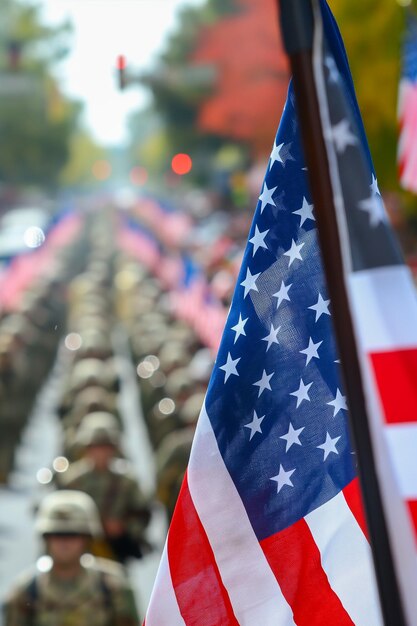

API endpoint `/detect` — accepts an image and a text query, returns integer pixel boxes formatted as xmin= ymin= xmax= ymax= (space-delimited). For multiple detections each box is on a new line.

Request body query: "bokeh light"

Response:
xmin=52 ymin=456 xmax=69 ymax=473
xmin=158 ymin=397 xmax=176 ymax=415
xmin=130 ymin=166 xmax=148 ymax=186
xmin=36 ymin=468 xmax=53 ymax=485
xmin=64 ymin=333 xmax=82 ymax=351
xmin=171 ymin=153 xmax=192 ymax=176
xmin=36 ymin=556 xmax=53 ymax=573
xmin=144 ymin=354 xmax=160 ymax=370
xmin=23 ymin=226 xmax=45 ymax=248
xmin=137 ymin=360 xmax=154 ymax=379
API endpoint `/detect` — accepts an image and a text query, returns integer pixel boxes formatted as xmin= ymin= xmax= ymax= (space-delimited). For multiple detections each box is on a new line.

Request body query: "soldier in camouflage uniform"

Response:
xmin=59 ymin=413 xmax=151 ymax=563
xmin=3 ymin=490 xmax=139 ymax=626
xmin=156 ymin=391 xmax=205 ymax=520
xmin=0 ymin=332 xmax=34 ymax=483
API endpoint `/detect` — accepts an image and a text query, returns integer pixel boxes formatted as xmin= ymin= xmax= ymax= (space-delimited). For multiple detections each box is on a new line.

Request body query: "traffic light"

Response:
xmin=117 ymin=55 xmax=127 ymax=90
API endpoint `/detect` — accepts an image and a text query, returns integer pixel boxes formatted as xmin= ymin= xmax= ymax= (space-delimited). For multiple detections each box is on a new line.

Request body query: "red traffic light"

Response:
xmin=117 ymin=55 xmax=126 ymax=71
xmin=117 ymin=55 xmax=127 ymax=90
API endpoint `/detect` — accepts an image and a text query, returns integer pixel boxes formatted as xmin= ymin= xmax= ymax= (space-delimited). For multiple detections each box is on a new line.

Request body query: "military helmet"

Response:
xmin=74 ymin=385 xmax=117 ymax=411
xmin=76 ymin=411 xmax=120 ymax=447
xmin=36 ymin=490 xmax=102 ymax=536
xmin=69 ymin=358 xmax=107 ymax=392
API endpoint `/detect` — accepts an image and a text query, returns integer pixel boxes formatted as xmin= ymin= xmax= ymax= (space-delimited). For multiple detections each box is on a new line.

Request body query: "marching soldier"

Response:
xmin=3 ymin=490 xmax=140 ymax=625
xmin=59 ymin=413 xmax=151 ymax=564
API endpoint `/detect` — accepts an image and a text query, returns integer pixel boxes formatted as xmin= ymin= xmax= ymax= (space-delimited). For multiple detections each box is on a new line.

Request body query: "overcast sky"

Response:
xmin=41 ymin=0 xmax=204 ymax=145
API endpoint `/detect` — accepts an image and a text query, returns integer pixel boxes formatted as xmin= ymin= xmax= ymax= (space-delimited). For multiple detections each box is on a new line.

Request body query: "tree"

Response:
xmin=0 ymin=0 xmax=79 ymax=189
xmin=60 ymin=130 xmax=107 ymax=188
xmin=191 ymin=0 xmax=289 ymax=156
xmin=129 ymin=0 xmax=289 ymax=191
xmin=332 ymin=1 xmax=407 ymax=191
xmin=128 ymin=0 xmax=239 ymax=185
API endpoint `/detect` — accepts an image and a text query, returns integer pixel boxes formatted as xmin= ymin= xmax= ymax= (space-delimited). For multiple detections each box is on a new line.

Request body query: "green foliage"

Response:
xmin=332 ymin=0 xmax=417 ymax=229
xmin=59 ymin=130 xmax=107 ymax=188
xmin=129 ymin=0 xmax=238 ymax=184
xmin=332 ymin=1 xmax=404 ymax=190
xmin=0 ymin=0 xmax=79 ymax=189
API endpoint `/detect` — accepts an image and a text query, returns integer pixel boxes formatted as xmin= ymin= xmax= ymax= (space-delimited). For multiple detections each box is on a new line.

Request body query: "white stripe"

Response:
xmin=349 ymin=309 xmax=417 ymax=625
xmin=145 ymin=542 xmax=185 ymax=626
xmin=349 ymin=265 xmax=417 ymax=351
xmin=385 ymin=424 xmax=417 ymax=499
xmin=305 ymin=491 xmax=382 ymax=626
xmin=188 ymin=405 xmax=295 ymax=626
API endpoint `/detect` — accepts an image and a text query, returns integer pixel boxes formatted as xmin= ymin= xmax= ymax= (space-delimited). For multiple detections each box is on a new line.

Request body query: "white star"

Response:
xmin=300 ymin=337 xmax=323 ymax=365
xmin=258 ymin=182 xmax=277 ymax=213
xmin=325 ymin=56 xmax=339 ymax=83
xmin=358 ymin=194 xmax=386 ymax=228
xmin=269 ymin=141 xmax=284 ymax=169
xmin=327 ymin=388 xmax=347 ymax=416
xmin=292 ymin=197 xmax=315 ymax=226
xmin=249 ymin=226 xmax=269 ymax=256
xmin=240 ymin=267 xmax=261 ymax=298
xmin=308 ymin=293 xmax=331 ymax=322
xmin=370 ymin=174 xmax=381 ymax=197
xmin=290 ymin=378 xmax=313 ymax=408
xmin=280 ymin=423 xmax=305 ymax=452
xmin=331 ymin=119 xmax=357 ymax=153
xmin=219 ymin=352 xmax=240 ymax=382
xmin=270 ymin=465 xmax=296 ymax=493
xmin=262 ymin=323 xmax=281 ymax=352
xmin=284 ymin=240 xmax=305 ymax=267
xmin=244 ymin=410 xmax=265 ymax=441
xmin=273 ymin=281 xmax=292 ymax=309
xmin=253 ymin=369 xmax=274 ymax=397
xmin=231 ymin=314 xmax=248 ymax=344
xmin=317 ymin=432 xmax=341 ymax=460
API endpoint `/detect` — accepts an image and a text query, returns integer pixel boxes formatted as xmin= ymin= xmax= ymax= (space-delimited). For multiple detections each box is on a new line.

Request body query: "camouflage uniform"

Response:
xmin=155 ymin=392 xmax=204 ymax=520
xmin=0 ymin=339 xmax=33 ymax=482
xmin=156 ymin=426 xmax=195 ymax=520
xmin=3 ymin=490 xmax=139 ymax=626
xmin=3 ymin=558 xmax=139 ymax=626
xmin=60 ymin=419 xmax=151 ymax=563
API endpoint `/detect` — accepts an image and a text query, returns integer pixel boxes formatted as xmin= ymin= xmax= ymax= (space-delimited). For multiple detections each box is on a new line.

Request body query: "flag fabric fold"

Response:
xmin=143 ymin=1 xmax=417 ymax=623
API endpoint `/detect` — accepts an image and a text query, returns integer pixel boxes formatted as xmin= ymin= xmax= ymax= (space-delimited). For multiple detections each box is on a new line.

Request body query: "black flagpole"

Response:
xmin=277 ymin=1 xmax=406 ymax=624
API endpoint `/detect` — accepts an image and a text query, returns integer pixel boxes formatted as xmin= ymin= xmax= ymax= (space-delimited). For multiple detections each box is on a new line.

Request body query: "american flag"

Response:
xmin=313 ymin=2 xmax=417 ymax=622
xmin=143 ymin=2 xmax=417 ymax=623
xmin=398 ymin=10 xmax=417 ymax=193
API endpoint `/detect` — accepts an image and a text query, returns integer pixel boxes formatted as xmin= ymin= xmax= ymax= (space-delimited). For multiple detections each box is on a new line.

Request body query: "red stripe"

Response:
xmin=260 ymin=519 xmax=354 ymax=626
xmin=342 ymin=478 xmax=369 ymax=540
xmin=370 ymin=348 xmax=417 ymax=423
xmin=406 ymin=500 xmax=417 ymax=543
xmin=167 ymin=473 xmax=239 ymax=626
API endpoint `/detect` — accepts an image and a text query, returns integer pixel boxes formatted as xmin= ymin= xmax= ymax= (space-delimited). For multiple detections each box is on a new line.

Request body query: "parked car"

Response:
xmin=0 ymin=206 xmax=50 ymax=261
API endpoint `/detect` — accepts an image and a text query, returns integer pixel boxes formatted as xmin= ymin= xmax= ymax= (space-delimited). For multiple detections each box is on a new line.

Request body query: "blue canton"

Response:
xmin=205 ymin=88 xmax=355 ymax=542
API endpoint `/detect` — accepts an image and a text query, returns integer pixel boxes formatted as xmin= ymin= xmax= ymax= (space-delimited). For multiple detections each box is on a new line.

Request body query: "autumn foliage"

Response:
xmin=191 ymin=0 xmax=290 ymax=156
